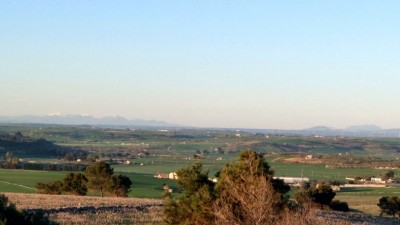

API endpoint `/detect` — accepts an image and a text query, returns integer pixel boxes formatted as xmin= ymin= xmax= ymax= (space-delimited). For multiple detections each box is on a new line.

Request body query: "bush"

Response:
xmin=329 ymin=200 xmax=349 ymax=212
xmin=377 ymin=196 xmax=400 ymax=217
xmin=295 ymin=183 xmax=336 ymax=210
xmin=36 ymin=181 xmax=63 ymax=195
xmin=107 ymin=174 xmax=132 ymax=197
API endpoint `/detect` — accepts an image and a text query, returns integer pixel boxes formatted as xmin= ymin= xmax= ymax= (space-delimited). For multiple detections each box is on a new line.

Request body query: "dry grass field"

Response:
xmin=4 ymin=192 xmax=400 ymax=225
xmin=335 ymin=195 xmax=380 ymax=215
xmin=5 ymin=193 xmax=163 ymax=225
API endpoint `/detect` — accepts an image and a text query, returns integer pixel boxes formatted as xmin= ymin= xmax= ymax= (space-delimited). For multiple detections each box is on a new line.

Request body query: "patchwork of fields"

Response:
xmin=1 ymin=124 xmax=400 ymax=218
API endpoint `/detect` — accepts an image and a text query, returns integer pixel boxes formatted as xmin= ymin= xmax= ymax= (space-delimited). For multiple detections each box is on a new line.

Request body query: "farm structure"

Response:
xmin=273 ymin=176 xmax=309 ymax=185
xmin=154 ymin=172 xmax=178 ymax=180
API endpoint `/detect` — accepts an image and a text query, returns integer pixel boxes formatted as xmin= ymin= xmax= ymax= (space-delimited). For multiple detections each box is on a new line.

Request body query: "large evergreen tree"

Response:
xmin=163 ymin=162 xmax=215 ymax=225
xmin=84 ymin=161 xmax=114 ymax=197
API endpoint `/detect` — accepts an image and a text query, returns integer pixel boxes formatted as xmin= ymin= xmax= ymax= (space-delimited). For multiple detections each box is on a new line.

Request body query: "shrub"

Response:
xmin=295 ymin=183 xmax=336 ymax=210
xmin=330 ymin=200 xmax=349 ymax=212
xmin=107 ymin=174 xmax=132 ymax=197
xmin=36 ymin=181 xmax=63 ymax=195
xmin=377 ymin=196 xmax=400 ymax=217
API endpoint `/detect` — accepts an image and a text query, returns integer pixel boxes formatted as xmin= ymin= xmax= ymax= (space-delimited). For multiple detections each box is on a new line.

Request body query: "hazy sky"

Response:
xmin=1 ymin=1 xmax=399 ymax=129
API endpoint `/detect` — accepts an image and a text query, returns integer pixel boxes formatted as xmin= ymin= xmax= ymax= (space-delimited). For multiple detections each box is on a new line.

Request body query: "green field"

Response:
xmin=113 ymin=154 xmax=238 ymax=177
xmin=268 ymin=161 xmax=396 ymax=181
xmin=0 ymin=169 xmax=177 ymax=199
xmin=335 ymin=186 xmax=400 ymax=215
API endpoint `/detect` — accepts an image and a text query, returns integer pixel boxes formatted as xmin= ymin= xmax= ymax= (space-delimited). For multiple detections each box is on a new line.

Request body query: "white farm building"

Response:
xmin=273 ymin=176 xmax=309 ymax=185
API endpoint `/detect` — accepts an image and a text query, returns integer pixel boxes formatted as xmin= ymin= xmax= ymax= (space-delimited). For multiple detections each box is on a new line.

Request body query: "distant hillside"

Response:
xmin=242 ymin=125 xmax=400 ymax=138
xmin=0 ymin=133 xmax=77 ymax=157
xmin=0 ymin=115 xmax=181 ymax=128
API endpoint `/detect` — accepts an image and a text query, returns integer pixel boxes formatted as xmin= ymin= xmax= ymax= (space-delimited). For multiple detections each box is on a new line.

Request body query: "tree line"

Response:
xmin=36 ymin=162 xmax=132 ymax=197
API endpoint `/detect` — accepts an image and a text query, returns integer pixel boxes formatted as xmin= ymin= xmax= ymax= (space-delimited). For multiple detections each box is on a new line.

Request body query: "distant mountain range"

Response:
xmin=0 ymin=114 xmax=181 ymax=128
xmin=0 ymin=115 xmax=399 ymax=137
xmin=250 ymin=124 xmax=400 ymax=138
xmin=231 ymin=124 xmax=399 ymax=138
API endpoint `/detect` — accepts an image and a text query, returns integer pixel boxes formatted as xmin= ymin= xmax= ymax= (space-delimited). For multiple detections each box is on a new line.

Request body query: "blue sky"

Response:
xmin=1 ymin=1 xmax=399 ymax=129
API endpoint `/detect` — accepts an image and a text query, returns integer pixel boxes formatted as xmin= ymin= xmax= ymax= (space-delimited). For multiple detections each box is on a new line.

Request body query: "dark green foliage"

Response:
xmin=0 ymin=194 xmax=57 ymax=225
xmin=176 ymin=162 xmax=214 ymax=194
xmin=85 ymin=161 xmax=114 ymax=197
xmin=108 ymin=174 xmax=132 ymax=197
xmin=164 ymin=162 xmax=215 ymax=225
xmin=19 ymin=163 xmax=87 ymax=172
xmin=381 ymin=171 xmax=395 ymax=181
xmin=377 ymin=196 xmax=400 ymax=217
xmin=329 ymin=200 xmax=349 ymax=212
xmin=295 ymin=183 xmax=336 ymax=209
xmin=37 ymin=173 xmax=87 ymax=195
xmin=0 ymin=134 xmax=79 ymax=157
xmin=311 ymin=184 xmax=336 ymax=209
xmin=23 ymin=211 xmax=58 ymax=225
xmin=62 ymin=150 xmax=88 ymax=161
xmin=36 ymin=162 xmax=131 ymax=197
xmin=217 ymin=147 xmax=224 ymax=154
xmin=36 ymin=181 xmax=63 ymax=195
xmin=62 ymin=173 xmax=88 ymax=196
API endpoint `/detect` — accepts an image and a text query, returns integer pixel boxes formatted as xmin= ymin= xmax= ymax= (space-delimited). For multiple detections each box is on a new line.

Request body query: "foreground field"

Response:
xmin=5 ymin=193 xmax=400 ymax=225
xmin=5 ymin=193 xmax=163 ymax=225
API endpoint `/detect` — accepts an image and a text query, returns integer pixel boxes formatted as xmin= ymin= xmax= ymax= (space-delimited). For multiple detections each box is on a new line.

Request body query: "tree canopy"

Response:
xmin=84 ymin=161 xmax=114 ymax=197
xmin=62 ymin=173 xmax=88 ymax=196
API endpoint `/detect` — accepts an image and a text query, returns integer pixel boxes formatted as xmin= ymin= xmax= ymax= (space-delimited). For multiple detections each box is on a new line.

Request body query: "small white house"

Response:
xmin=273 ymin=176 xmax=309 ymax=184
xmin=305 ymin=155 xmax=313 ymax=160
xmin=371 ymin=177 xmax=385 ymax=184
xmin=169 ymin=172 xmax=178 ymax=180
